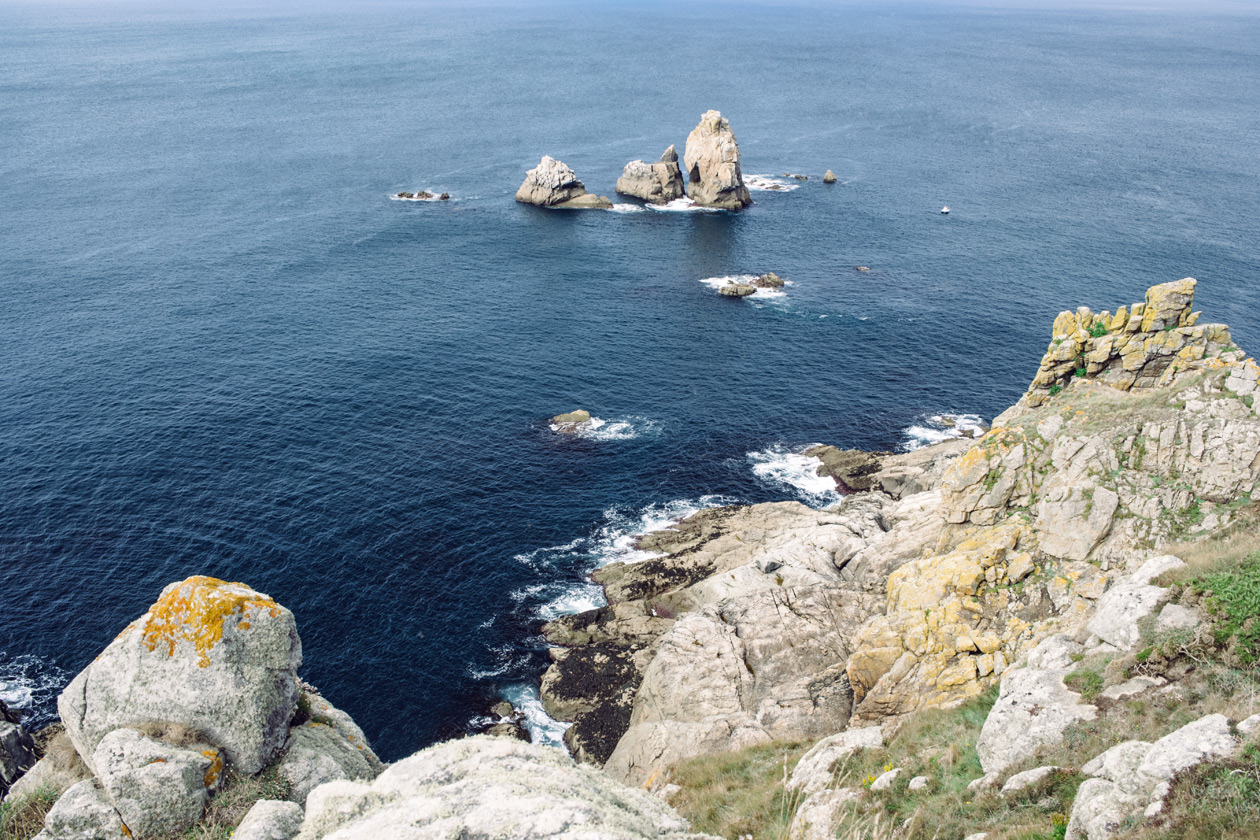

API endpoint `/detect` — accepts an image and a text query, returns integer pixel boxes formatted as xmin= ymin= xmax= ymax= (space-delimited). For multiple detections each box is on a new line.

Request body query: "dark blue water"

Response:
xmin=2 ymin=0 xmax=1258 ymax=760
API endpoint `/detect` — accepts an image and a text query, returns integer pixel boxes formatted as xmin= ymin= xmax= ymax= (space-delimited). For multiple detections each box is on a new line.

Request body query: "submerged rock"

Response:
xmin=57 ymin=576 xmax=302 ymax=777
xmin=683 ymin=111 xmax=752 ymax=210
xmin=616 ymin=146 xmax=686 ymax=204
xmin=515 ymin=156 xmax=611 ymax=208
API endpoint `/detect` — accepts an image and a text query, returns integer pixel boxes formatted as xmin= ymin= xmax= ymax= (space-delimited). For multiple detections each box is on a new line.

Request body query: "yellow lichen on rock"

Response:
xmin=138 ymin=576 xmax=281 ymax=668
xmin=202 ymin=748 xmax=223 ymax=789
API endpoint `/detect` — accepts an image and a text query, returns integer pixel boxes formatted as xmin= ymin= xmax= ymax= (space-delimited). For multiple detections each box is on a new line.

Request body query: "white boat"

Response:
xmin=941 ymin=205 xmax=950 ymax=214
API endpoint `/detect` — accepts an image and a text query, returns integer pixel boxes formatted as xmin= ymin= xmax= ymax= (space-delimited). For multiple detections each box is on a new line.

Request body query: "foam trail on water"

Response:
xmin=547 ymin=416 xmax=659 ymax=441
xmin=609 ymin=203 xmax=646 ymax=213
xmin=745 ymin=174 xmax=801 ymax=192
xmin=900 ymin=413 xmax=989 ymax=451
xmin=499 ymin=683 xmax=570 ymax=748
xmin=747 ymin=445 xmax=841 ymax=507
xmin=647 ymin=197 xmax=722 ymax=213
xmin=0 ymin=653 xmax=67 ymax=729
xmin=698 ymin=275 xmax=787 ymax=300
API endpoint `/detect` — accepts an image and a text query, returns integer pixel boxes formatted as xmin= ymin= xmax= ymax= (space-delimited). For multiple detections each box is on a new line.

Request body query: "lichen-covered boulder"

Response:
xmin=683 ymin=111 xmax=752 ymax=209
xmin=58 ymin=576 xmax=301 ymax=776
xmin=33 ymin=780 xmax=129 ymax=840
xmin=92 ymin=728 xmax=221 ymax=838
xmin=276 ymin=691 xmax=383 ymax=806
xmin=234 ymin=800 xmax=304 ymax=840
xmin=294 ymin=735 xmax=713 ymax=840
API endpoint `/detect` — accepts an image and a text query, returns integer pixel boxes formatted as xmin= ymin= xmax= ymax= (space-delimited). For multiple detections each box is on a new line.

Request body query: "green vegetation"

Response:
xmin=1048 ymin=384 xmax=1063 ymax=397
xmin=0 ymin=786 xmax=58 ymax=840
xmin=1128 ymin=741 xmax=1260 ymax=840
xmin=1064 ymin=668 xmax=1105 ymax=702
xmin=179 ymin=765 xmax=293 ymax=840
xmin=1089 ymin=322 xmax=1109 ymax=338
xmin=667 ymin=740 xmax=812 ymax=840
xmin=1184 ymin=552 xmax=1260 ymax=667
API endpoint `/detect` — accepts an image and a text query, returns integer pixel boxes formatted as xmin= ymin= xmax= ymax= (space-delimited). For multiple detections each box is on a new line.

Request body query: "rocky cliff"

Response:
xmin=683 ymin=111 xmax=752 ymax=210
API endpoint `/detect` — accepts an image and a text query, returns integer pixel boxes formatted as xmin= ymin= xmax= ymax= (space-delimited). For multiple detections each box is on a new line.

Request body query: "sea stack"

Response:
xmin=615 ymin=145 xmax=686 ymax=204
xmin=823 ymin=170 xmax=837 ymax=184
xmin=515 ymin=156 xmax=612 ymax=209
xmin=683 ymin=111 xmax=752 ymax=210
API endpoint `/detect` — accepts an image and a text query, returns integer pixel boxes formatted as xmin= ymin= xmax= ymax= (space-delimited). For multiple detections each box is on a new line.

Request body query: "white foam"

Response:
xmin=547 ymin=416 xmax=658 ymax=441
xmin=698 ymin=275 xmax=788 ymax=301
xmin=646 ymin=197 xmax=722 ymax=213
xmin=747 ymin=446 xmax=842 ymax=507
xmin=0 ymin=653 xmax=66 ymax=729
xmin=499 ymin=683 xmax=570 ymax=749
xmin=609 ymin=203 xmax=646 ymax=213
xmin=746 ymin=174 xmax=802 ymax=192
xmin=900 ymin=413 xmax=988 ymax=452
xmin=467 ymin=644 xmax=533 ymax=681
xmin=389 ymin=191 xmax=451 ymax=202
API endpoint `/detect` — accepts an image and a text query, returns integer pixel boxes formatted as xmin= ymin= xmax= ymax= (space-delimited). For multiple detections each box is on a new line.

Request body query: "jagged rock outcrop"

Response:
xmin=806 ymin=438 xmax=973 ymax=498
xmin=616 ymin=146 xmax=686 ymax=204
xmin=58 ymin=576 xmax=302 ymax=777
xmin=294 ymin=736 xmax=714 ymax=840
xmin=515 ymin=156 xmax=612 ymax=209
xmin=276 ymin=689 xmax=384 ymax=806
xmin=1020 ymin=278 xmax=1242 ymax=408
xmin=93 ymin=728 xmax=222 ymax=838
xmin=0 ymin=700 xmax=37 ymax=797
xmin=683 ymin=111 xmax=752 ymax=210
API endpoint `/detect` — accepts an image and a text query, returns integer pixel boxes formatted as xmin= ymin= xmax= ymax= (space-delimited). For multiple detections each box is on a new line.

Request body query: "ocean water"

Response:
xmin=1 ymin=0 xmax=1258 ymax=758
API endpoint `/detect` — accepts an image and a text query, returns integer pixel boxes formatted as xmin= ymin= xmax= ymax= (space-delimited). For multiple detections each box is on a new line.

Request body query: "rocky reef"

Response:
xmin=683 ymin=111 xmax=752 ymax=210
xmin=515 ymin=156 xmax=612 ymax=209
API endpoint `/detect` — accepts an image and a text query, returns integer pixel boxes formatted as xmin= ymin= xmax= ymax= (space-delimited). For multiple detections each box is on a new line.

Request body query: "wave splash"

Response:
xmin=698 ymin=275 xmax=787 ymax=300
xmin=900 ymin=413 xmax=989 ymax=451
xmin=547 ymin=416 xmax=659 ymax=441
xmin=745 ymin=174 xmax=802 ymax=192
xmin=747 ymin=445 xmax=841 ymax=507
xmin=0 ymin=652 xmax=67 ymax=729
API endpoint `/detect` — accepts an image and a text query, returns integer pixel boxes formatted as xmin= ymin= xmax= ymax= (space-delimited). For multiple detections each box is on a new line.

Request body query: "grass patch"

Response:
xmin=0 ymin=787 xmax=58 ymax=840
xmin=1182 ymin=553 xmax=1260 ymax=667
xmin=176 ymin=764 xmax=293 ymax=840
xmin=1064 ymin=668 xmax=1105 ymax=703
xmin=667 ymin=739 xmax=811 ymax=840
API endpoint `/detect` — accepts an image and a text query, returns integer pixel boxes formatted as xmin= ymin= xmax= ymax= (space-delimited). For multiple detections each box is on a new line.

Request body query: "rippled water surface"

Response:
xmin=2 ymin=0 xmax=1258 ymax=758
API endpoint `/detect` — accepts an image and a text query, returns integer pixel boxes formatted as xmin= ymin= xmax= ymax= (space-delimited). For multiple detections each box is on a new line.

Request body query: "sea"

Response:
xmin=1 ymin=0 xmax=1258 ymax=761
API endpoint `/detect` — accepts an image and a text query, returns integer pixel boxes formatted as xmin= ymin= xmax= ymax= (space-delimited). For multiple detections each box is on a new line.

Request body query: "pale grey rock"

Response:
xmin=93 ymin=728 xmax=218 ymax=839
xmin=683 ymin=111 xmax=752 ymax=209
xmin=0 ymin=719 xmax=37 ymax=795
xmin=718 ymin=283 xmax=756 ymax=297
xmin=964 ymin=834 xmax=989 ymax=840
xmin=1026 ymin=635 xmax=1084 ymax=671
xmin=968 ymin=773 xmax=999 ymax=791
xmin=233 ymin=800 xmax=304 ymax=840
xmin=58 ymin=577 xmax=301 ymax=776
xmin=276 ymin=692 xmax=383 ymax=806
xmin=1237 ymin=713 xmax=1260 ymax=738
xmin=515 ymin=156 xmax=595 ymax=207
xmin=787 ymin=788 xmax=859 ymax=840
xmin=616 ymin=147 xmax=685 ymax=204
xmin=787 ymin=726 xmax=884 ymax=797
xmin=977 ymin=639 xmax=1097 ymax=775
xmin=1156 ymin=603 xmax=1201 ymax=633
xmin=869 ymin=767 xmax=900 ymax=791
xmin=1001 ymin=765 xmax=1061 ymax=794
xmin=1065 ymin=777 xmax=1144 ymax=840
xmin=1101 ymin=676 xmax=1165 ymax=701
xmin=554 ymin=193 xmax=613 ymax=209
xmin=1137 ymin=713 xmax=1237 ymax=783
xmin=1081 ymin=741 xmax=1151 ymax=795
xmin=38 ymin=780 xmax=129 ymax=840
xmin=822 ymin=170 xmax=837 ymax=184
xmin=1035 ymin=485 xmax=1119 ymax=561
xmin=907 ymin=775 xmax=929 ymax=791
xmin=1087 ymin=583 xmax=1170 ymax=650
xmin=1129 ymin=555 xmax=1185 ymax=585
xmin=7 ymin=751 xmax=93 ymax=803
xmin=294 ymin=735 xmax=713 ymax=840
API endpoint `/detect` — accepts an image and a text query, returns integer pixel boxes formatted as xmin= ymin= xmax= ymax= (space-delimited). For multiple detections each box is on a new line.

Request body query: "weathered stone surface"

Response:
xmin=1137 ymin=713 xmax=1236 ymax=783
xmin=515 ymin=156 xmax=610 ymax=208
xmin=92 ymin=728 xmax=218 ymax=838
xmin=869 ymin=767 xmax=900 ymax=791
xmin=37 ymin=780 xmax=128 ymax=840
xmin=1155 ymin=603 xmax=1201 ymax=633
xmin=1087 ymin=583 xmax=1170 ymax=650
xmin=1100 ymin=676 xmax=1165 ymax=701
xmin=294 ymin=736 xmax=712 ymax=840
xmin=683 ymin=111 xmax=752 ymax=209
xmin=786 ymin=787 xmax=859 ymax=840
xmin=908 ymin=775 xmax=929 ymax=790
xmin=787 ymin=726 xmax=884 ymax=797
xmin=752 ymin=272 xmax=784 ymax=288
xmin=233 ymin=800 xmax=304 ymax=840
xmin=277 ymin=694 xmax=383 ymax=806
xmin=58 ymin=577 xmax=300 ymax=777
xmin=550 ymin=409 xmax=592 ymax=431
xmin=801 ymin=446 xmax=890 ymax=494
xmin=976 ymin=636 xmax=1097 ymax=775
xmin=1064 ymin=777 xmax=1144 ymax=840
xmin=616 ymin=146 xmax=685 ymax=204
xmin=822 ymin=170 xmax=837 ymax=184
xmin=717 ymin=282 xmax=756 ymax=297
xmin=1001 ymin=765 xmax=1061 ymax=794
xmin=7 ymin=732 xmax=93 ymax=803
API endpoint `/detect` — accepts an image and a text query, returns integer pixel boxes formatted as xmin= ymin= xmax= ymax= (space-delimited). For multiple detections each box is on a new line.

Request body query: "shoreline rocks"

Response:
xmin=683 ymin=111 xmax=752 ymax=210
xmin=718 ymin=282 xmax=756 ymax=297
xmin=515 ymin=156 xmax=612 ymax=209
xmin=616 ymin=146 xmax=686 ymax=204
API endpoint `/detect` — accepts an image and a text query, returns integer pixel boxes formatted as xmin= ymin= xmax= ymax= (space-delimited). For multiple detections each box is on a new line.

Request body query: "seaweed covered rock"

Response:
xmin=58 ymin=576 xmax=302 ymax=776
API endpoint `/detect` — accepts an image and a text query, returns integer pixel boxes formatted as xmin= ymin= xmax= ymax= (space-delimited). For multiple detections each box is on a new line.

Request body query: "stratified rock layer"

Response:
xmin=683 ymin=111 xmax=752 ymax=209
